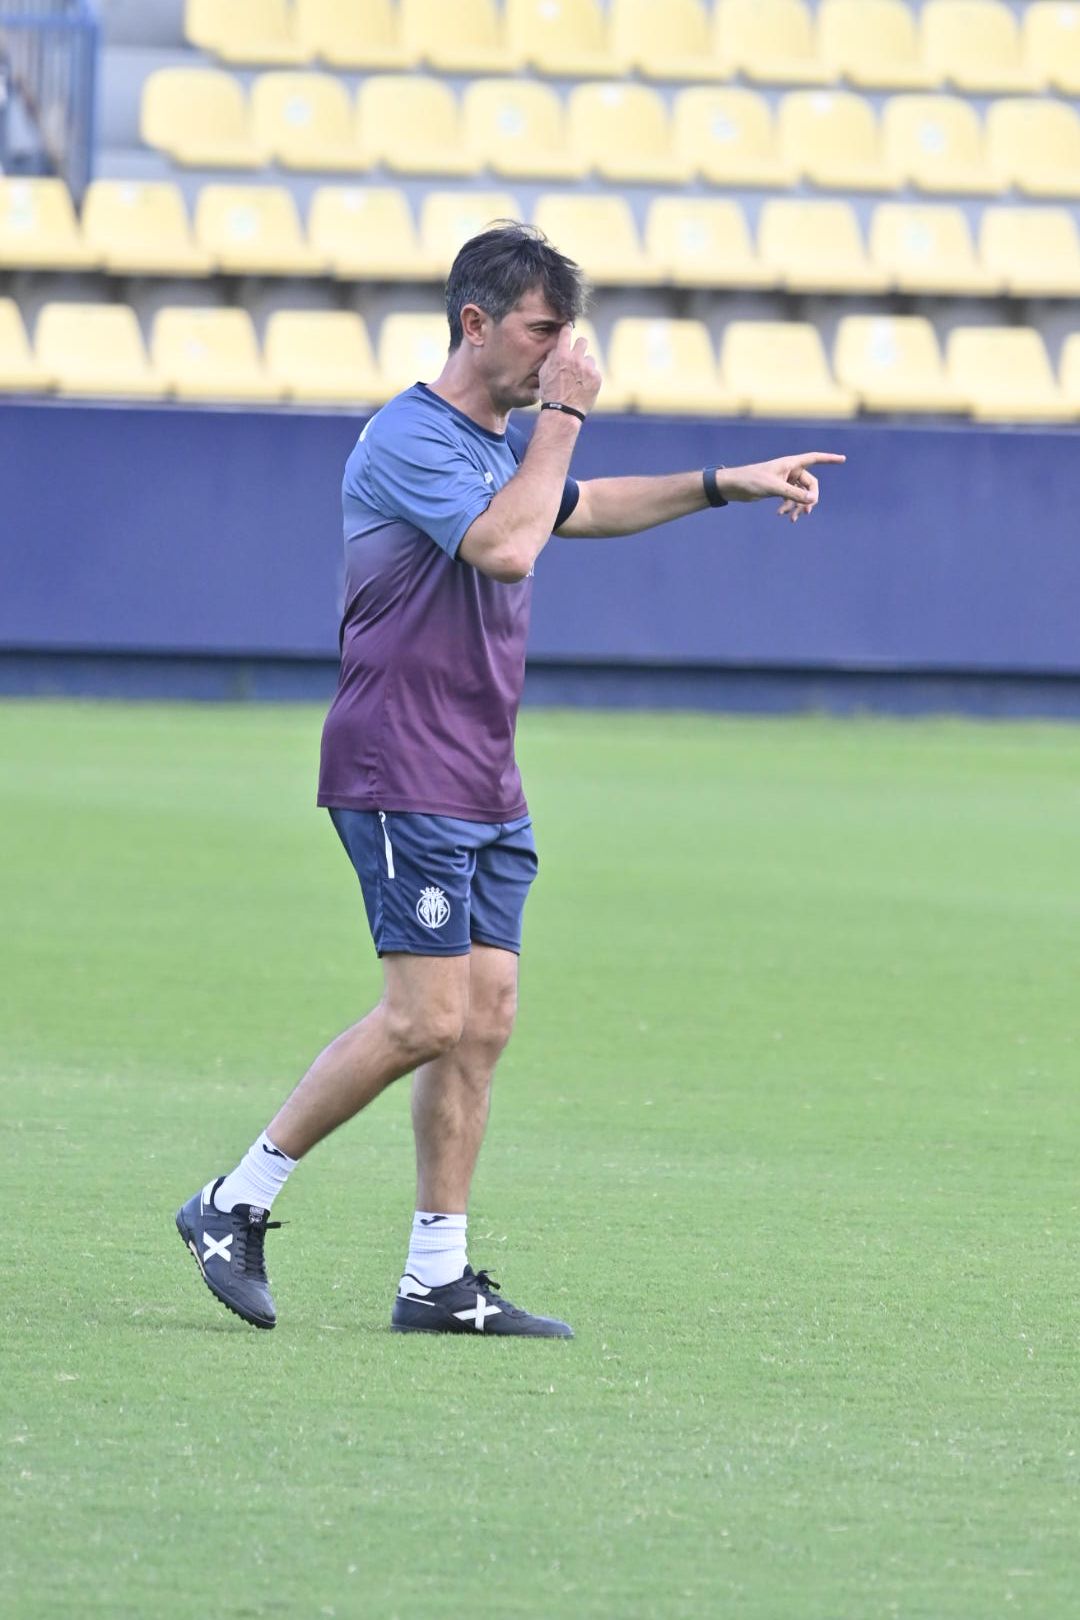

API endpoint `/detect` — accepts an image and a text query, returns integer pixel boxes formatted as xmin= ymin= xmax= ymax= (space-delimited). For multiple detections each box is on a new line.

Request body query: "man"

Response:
xmin=177 ymin=223 xmax=844 ymax=1338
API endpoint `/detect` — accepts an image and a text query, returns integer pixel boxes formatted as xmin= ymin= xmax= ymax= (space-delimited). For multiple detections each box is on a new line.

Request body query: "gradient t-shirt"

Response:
xmin=318 ymin=383 xmax=578 ymax=821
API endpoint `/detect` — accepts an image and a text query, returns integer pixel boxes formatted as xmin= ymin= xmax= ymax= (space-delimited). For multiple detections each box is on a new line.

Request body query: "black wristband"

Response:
xmin=540 ymin=401 xmax=587 ymax=423
xmin=703 ymin=466 xmax=728 ymax=508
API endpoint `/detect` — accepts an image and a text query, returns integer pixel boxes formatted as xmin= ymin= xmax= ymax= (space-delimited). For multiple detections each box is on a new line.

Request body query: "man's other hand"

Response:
xmin=718 ymin=452 xmax=847 ymax=523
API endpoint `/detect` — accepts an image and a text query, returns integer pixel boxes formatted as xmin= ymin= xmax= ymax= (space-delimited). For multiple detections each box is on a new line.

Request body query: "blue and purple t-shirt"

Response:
xmin=317 ymin=383 xmax=578 ymax=821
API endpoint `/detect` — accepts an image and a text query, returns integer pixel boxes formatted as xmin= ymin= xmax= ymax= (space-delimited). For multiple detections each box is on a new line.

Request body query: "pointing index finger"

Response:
xmin=791 ymin=452 xmax=847 ymax=468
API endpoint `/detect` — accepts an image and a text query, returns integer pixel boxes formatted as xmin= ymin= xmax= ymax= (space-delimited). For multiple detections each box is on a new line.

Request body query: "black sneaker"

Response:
xmin=391 ymin=1266 xmax=573 ymax=1338
xmin=175 ymin=1178 xmax=280 ymax=1330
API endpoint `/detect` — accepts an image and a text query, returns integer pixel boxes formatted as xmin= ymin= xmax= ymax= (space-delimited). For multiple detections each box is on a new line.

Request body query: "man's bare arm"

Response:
xmin=557 ymin=453 xmax=847 ymax=538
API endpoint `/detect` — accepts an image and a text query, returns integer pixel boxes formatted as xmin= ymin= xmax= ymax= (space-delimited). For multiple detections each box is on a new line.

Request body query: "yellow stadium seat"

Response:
xmin=870 ymin=203 xmax=999 ymax=293
xmin=532 ymin=194 xmax=658 ymax=284
xmin=715 ymin=0 xmax=831 ymax=86
xmin=462 ymin=79 xmax=585 ymax=179
xmin=1059 ymin=332 xmax=1080 ymax=408
xmin=882 ymin=95 xmax=1000 ymax=195
xmin=250 ymin=73 xmax=367 ymax=171
xmin=673 ymin=88 xmax=794 ymax=188
xmin=921 ymin=1 xmax=1039 ymax=94
xmin=505 ymin=0 xmax=619 ymax=77
xmin=608 ymin=318 xmax=743 ymax=416
xmin=0 ymin=178 xmax=96 ymax=269
xmin=570 ymin=317 xmax=631 ymax=411
xmin=401 ymin=0 xmax=514 ymax=72
xmin=82 ymin=181 xmax=213 ymax=276
xmin=0 ymin=297 xmax=53 ymax=392
xmin=778 ymin=91 xmax=895 ymax=191
xmin=358 ymin=76 xmax=476 ymax=176
xmin=1023 ymin=2 xmax=1080 ymax=94
xmin=985 ymin=100 xmax=1080 ymax=199
xmin=35 ymin=303 xmax=164 ymax=399
xmin=567 ymin=83 xmax=688 ymax=184
xmin=264 ymin=310 xmax=383 ymax=403
xmin=152 ymin=307 xmax=282 ymax=402
xmin=645 ymin=197 xmax=775 ymax=288
xmin=721 ymin=321 xmax=857 ymax=417
xmin=610 ymin=0 xmax=727 ymax=81
xmin=759 ymin=200 xmax=888 ymax=292
xmin=419 ymin=191 xmax=521 ymax=274
xmin=377 ymin=312 xmax=450 ymax=396
xmin=141 ymin=69 xmax=263 ymax=168
xmin=819 ymin=0 xmax=938 ymax=91
xmin=979 ymin=208 xmax=1080 ymax=296
xmin=947 ymin=326 xmax=1072 ymax=421
xmin=308 ymin=185 xmax=430 ymax=278
xmin=194 ymin=185 xmax=324 ymax=275
xmin=295 ymin=0 xmax=415 ymax=68
xmin=185 ymin=0 xmax=306 ymax=65
xmin=833 ymin=315 xmax=966 ymax=412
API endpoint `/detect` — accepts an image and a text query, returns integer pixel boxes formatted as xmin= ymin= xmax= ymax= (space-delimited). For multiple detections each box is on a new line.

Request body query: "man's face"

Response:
xmin=475 ymin=287 xmax=570 ymax=410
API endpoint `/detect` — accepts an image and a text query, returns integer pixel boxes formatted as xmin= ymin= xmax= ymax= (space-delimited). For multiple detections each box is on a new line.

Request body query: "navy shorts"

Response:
xmin=329 ymin=808 xmax=538 ymax=957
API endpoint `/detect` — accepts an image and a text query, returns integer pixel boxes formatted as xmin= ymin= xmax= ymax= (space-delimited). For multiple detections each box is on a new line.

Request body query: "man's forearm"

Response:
xmin=458 ymin=410 xmax=581 ymax=580
xmin=569 ymin=471 xmax=710 ymax=537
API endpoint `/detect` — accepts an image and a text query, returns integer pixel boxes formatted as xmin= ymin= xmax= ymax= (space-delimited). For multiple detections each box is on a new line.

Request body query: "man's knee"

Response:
xmin=469 ymin=977 xmax=518 ymax=1055
xmin=383 ymin=994 xmax=466 ymax=1066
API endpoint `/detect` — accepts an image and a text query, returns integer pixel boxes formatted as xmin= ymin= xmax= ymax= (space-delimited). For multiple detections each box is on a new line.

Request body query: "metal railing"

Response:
xmin=0 ymin=1 xmax=98 ymax=200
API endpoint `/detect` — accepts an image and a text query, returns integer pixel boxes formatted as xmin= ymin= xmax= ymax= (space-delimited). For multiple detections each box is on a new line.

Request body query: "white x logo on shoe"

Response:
xmin=202 ymin=1231 xmax=233 ymax=1264
xmin=453 ymin=1291 xmax=502 ymax=1331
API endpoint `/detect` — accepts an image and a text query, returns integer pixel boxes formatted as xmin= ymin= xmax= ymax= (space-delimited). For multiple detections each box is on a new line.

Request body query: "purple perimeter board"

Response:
xmin=2 ymin=399 xmax=1078 ymax=674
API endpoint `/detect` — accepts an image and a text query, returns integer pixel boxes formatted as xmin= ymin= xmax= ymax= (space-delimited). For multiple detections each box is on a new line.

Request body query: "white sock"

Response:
xmin=402 ymin=1212 xmax=468 ymax=1288
xmin=211 ymin=1132 xmax=297 ymax=1213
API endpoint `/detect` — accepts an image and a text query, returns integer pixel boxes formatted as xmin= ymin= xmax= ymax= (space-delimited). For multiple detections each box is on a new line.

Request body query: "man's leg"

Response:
xmin=176 ymin=953 xmax=469 ymax=1328
xmin=393 ymin=945 xmax=573 ymax=1338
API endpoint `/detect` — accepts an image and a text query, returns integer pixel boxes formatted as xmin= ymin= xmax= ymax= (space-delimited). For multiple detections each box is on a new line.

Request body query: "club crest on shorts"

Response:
xmin=416 ymin=885 xmax=451 ymax=930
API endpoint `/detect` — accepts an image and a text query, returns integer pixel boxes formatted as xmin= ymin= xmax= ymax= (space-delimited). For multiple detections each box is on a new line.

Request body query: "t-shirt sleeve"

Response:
xmin=359 ymin=413 xmax=494 ymax=559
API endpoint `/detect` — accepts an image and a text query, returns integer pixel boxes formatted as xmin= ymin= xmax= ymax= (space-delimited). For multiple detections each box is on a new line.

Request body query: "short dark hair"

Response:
xmin=444 ymin=220 xmax=587 ymax=351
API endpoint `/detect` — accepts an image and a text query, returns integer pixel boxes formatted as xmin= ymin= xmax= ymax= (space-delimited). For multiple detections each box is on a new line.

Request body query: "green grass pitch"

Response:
xmin=3 ymin=700 xmax=1077 ymax=1619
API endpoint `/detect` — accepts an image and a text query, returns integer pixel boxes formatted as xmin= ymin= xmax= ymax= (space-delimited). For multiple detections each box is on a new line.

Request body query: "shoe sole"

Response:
xmin=175 ymin=1211 xmax=276 ymax=1330
xmin=390 ymin=1321 xmax=573 ymax=1339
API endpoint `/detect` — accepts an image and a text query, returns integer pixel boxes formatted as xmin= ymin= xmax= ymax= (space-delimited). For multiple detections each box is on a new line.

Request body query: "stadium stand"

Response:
xmin=721 ymin=320 xmax=857 ymax=417
xmin=400 ymin=0 xmax=515 ymax=73
xmin=607 ymin=317 xmax=743 ymax=415
xmin=3 ymin=0 xmax=1080 ymax=425
xmin=0 ymin=298 xmax=54 ymax=392
xmin=151 ymin=307 xmax=283 ymax=402
xmin=1023 ymin=1 xmax=1080 ymax=94
xmin=462 ymin=79 xmax=587 ymax=179
xmin=717 ymin=0 xmax=832 ymax=85
xmin=193 ymin=185 xmax=324 ymax=275
xmin=263 ymin=309 xmax=383 ymax=403
xmin=945 ymin=326 xmax=1073 ymax=421
xmin=833 ymin=315 xmax=967 ymax=414
xmin=566 ymin=83 xmax=688 ymax=184
xmin=644 ymin=198 xmax=775 ymax=288
xmin=82 ymin=180 xmax=213 ymax=275
xmin=777 ymin=91 xmax=895 ymax=191
xmin=376 ymin=311 xmax=455 ymax=397
xmin=184 ymin=0 xmax=305 ymax=65
xmin=758 ymin=200 xmax=888 ymax=292
xmin=250 ymin=73 xmax=368 ymax=171
xmin=609 ymin=0 xmax=728 ymax=81
xmin=35 ymin=302 xmax=164 ymax=397
xmin=294 ymin=0 xmax=415 ymax=69
xmin=985 ymin=99 xmax=1080 ymax=198
xmin=505 ymin=0 xmax=620 ymax=78
xmin=921 ymin=0 xmax=1040 ymax=94
xmin=357 ymin=75 xmax=476 ymax=175
xmin=307 ymin=185 xmax=431 ymax=278
xmin=671 ymin=88 xmax=795 ymax=188
xmin=140 ymin=69 xmax=263 ymax=168
xmin=818 ymin=0 xmax=938 ymax=90
xmin=1060 ymin=332 xmax=1080 ymax=408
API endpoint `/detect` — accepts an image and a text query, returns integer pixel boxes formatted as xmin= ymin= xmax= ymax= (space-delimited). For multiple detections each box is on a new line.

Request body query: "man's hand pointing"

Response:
xmin=716 ymin=452 xmax=847 ymax=523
